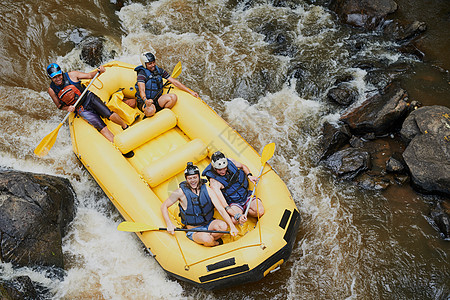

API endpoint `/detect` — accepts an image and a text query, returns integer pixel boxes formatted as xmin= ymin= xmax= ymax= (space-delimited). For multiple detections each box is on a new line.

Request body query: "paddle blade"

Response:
xmin=261 ymin=142 xmax=275 ymax=164
xmin=171 ymin=61 xmax=182 ymax=78
xmin=117 ymin=221 xmax=157 ymax=232
xmin=34 ymin=123 xmax=63 ymax=157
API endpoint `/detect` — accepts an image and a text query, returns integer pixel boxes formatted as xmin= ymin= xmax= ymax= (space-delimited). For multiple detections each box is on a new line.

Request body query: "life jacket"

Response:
xmin=179 ymin=180 xmax=215 ymax=226
xmin=134 ymin=65 xmax=164 ymax=100
xmin=202 ymin=159 xmax=250 ymax=205
xmin=50 ymin=73 xmax=85 ymax=107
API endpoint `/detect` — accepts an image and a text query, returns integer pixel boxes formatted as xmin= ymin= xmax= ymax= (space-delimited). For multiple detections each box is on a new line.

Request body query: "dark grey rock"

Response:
xmin=329 ymin=0 xmax=398 ymax=30
xmin=0 ymin=171 xmax=75 ymax=268
xmin=400 ymin=106 xmax=450 ymax=195
xmin=349 ymin=136 xmax=364 ymax=148
xmin=340 ymin=82 xmax=409 ymax=135
xmin=430 ymin=201 xmax=450 ymax=239
xmin=386 ymin=157 xmax=404 ymax=173
xmin=319 ymin=122 xmax=352 ymax=160
xmin=324 ymin=147 xmax=371 ymax=179
xmin=356 ymin=173 xmax=390 ymax=190
xmin=327 ymin=83 xmax=359 ymax=106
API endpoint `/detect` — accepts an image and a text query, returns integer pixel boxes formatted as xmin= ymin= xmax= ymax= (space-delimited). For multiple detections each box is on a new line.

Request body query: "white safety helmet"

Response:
xmin=140 ymin=52 xmax=155 ymax=66
xmin=211 ymin=151 xmax=228 ymax=169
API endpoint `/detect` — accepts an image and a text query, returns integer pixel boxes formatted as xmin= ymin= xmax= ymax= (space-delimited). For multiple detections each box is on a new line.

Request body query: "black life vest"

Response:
xmin=134 ymin=65 xmax=164 ymax=100
xmin=202 ymin=159 xmax=250 ymax=205
xmin=50 ymin=73 xmax=85 ymax=107
xmin=179 ymin=180 xmax=215 ymax=226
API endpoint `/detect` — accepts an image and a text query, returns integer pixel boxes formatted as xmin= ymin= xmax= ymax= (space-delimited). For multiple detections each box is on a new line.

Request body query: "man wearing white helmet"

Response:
xmin=202 ymin=151 xmax=265 ymax=224
xmin=161 ymin=162 xmax=238 ymax=246
xmin=134 ymin=52 xmax=199 ymax=117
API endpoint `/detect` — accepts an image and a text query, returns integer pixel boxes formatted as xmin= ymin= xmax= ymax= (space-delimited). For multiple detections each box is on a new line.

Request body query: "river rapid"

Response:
xmin=0 ymin=0 xmax=449 ymax=299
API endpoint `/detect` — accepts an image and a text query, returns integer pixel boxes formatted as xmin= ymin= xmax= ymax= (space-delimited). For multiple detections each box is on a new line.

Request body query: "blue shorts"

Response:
xmin=77 ymin=93 xmax=113 ymax=131
xmin=185 ymin=220 xmax=213 ymax=241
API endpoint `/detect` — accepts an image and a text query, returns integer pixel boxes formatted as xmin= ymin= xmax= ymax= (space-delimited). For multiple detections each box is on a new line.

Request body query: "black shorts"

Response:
xmin=77 ymin=93 xmax=113 ymax=131
xmin=136 ymin=95 xmax=163 ymax=113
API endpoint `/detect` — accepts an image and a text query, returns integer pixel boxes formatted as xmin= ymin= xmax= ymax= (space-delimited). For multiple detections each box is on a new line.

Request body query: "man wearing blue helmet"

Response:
xmin=46 ymin=63 xmax=131 ymax=151
xmin=135 ymin=52 xmax=199 ymax=118
xmin=161 ymin=162 xmax=238 ymax=246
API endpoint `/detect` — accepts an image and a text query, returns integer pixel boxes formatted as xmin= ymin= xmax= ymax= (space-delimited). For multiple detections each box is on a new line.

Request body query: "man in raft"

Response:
xmin=161 ymin=162 xmax=238 ymax=246
xmin=203 ymin=151 xmax=265 ymax=224
xmin=135 ymin=52 xmax=199 ymax=118
xmin=46 ymin=63 xmax=133 ymax=156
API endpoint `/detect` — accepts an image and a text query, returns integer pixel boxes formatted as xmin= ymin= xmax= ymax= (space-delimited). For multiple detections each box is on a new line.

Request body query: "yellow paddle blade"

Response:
xmin=261 ymin=142 xmax=275 ymax=164
xmin=171 ymin=61 xmax=182 ymax=78
xmin=34 ymin=123 xmax=63 ymax=157
xmin=117 ymin=221 xmax=158 ymax=232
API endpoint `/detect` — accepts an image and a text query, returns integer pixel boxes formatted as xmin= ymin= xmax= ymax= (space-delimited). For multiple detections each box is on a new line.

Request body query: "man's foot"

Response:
xmin=123 ymin=150 xmax=134 ymax=158
xmin=216 ymin=238 xmax=223 ymax=245
xmin=122 ymin=125 xmax=129 ymax=130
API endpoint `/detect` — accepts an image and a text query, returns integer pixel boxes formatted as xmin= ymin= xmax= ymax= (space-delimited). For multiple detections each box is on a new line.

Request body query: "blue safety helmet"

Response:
xmin=46 ymin=63 xmax=62 ymax=78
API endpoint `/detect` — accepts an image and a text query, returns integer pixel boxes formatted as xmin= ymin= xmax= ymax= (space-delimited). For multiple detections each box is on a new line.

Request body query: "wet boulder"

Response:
xmin=0 ymin=171 xmax=75 ymax=268
xmin=430 ymin=201 xmax=450 ymax=239
xmin=319 ymin=121 xmax=352 ymax=160
xmin=340 ymin=82 xmax=409 ymax=135
xmin=400 ymin=106 xmax=450 ymax=195
xmin=327 ymin=83 xmax=359 ymax=106
xmin=355 ymin=173 xmax=390 ymax=190
xmin=383 ymin=20 xmax=427 ymax=43
xmin=329 ymin=0 xmax=398 ymax=30
xmin=324 ymin=147 xmax=371 ymax=179
xmin=0 ymin=276 xmax=39 ymax=300
xmin=385 ymin=156 xmax=405 ymax=173
xmin=80 ymin=36 xmax=106 ymax=67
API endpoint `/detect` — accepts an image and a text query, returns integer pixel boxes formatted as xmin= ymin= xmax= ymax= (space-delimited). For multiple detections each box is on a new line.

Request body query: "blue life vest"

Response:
xmin=202 ymin=159 xmax=250 ymax=205
xmin=50 ymin=72 xmax=86 ymax=106
xmin=179 ymin=180 xmax=215 ymax=226
xmin=134 ymin=65 xmax=164 ymax=100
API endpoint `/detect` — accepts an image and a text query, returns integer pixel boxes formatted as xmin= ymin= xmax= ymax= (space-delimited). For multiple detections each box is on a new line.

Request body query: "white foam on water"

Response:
xmin=2 ymin=0 xmax=442 ymax=299
xmin=52 ymin=208 xmax=185 ymax=299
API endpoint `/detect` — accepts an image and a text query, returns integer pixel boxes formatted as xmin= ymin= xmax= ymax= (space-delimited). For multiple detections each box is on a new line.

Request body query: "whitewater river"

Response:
xmin=0 ymin=0 xmax=449 ymax=299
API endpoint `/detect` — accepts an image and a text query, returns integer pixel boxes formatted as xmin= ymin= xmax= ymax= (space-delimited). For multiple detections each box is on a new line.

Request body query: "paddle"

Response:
xmin=34 ymin=71 xmax=101 ymax=157
xmin=243 ymin=142 xmax=276 ymax=218
xmin=117 ymin=221 xmax=230 ymax=234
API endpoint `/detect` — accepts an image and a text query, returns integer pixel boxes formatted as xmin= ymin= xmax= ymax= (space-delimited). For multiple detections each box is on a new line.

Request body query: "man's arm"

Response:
xmin=229 ymin=158 xmax=258 ymax=184
xmin=47 ymin=87 xmax=67 ymax=111
xmin=160 ymin=188 xmax=183 ymax=234
xmin=207 ymin=186 xmax=238 ymax=236
xmin=167 ymin=76 xmax=199 ymax=98
xmin=137 ymin=81 xmax=148 ymax=101
xmin=69 ymin=65 xmax=105 ymax=81
xmin=209 ymin=178 xmax=227 ymax=207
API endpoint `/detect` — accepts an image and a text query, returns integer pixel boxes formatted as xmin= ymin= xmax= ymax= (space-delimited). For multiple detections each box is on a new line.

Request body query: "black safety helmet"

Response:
xmin=184 ymin=162 xmax=200 ymax=177
xmin=211 ymin=151 xmax=228 ymax=169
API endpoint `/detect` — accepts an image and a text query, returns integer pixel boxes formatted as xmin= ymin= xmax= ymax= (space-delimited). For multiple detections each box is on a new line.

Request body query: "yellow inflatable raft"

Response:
xmin=69 ymin=61 xmax=300 ymax=290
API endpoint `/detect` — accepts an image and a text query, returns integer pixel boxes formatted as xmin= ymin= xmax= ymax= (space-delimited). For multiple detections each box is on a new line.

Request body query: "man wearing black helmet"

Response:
xmin=202 ymin=151 xmax=265 ymax=224
xmin=161 ymin=162 xmax=238 ymax=246
xmin=134 ymin=52 xmax=199 ymax=118
xmin=46 ymin=63 xmax=131 ymax=149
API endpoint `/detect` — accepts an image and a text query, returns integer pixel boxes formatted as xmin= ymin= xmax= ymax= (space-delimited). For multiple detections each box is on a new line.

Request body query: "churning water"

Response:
xmin=0 ymin=0 xmax=449 ymax=299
